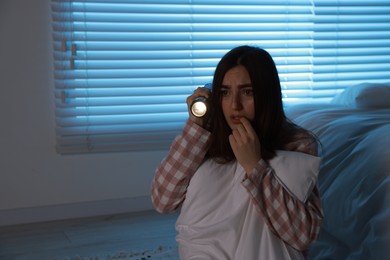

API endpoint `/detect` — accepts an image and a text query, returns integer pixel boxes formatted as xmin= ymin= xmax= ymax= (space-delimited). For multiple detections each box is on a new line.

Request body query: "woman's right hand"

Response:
xmin=186 ymin=86 xmax=211 ymax=126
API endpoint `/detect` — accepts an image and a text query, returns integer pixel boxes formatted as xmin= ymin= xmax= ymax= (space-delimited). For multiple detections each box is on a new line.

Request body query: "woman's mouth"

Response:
xmin=230 ymin=116 xmax=243 ymax=125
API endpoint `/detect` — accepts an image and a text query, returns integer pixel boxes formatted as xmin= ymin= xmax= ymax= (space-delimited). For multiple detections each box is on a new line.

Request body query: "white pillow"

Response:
xmin=269 ymin=150 xmax=321 ymax=203
xmin=331 ymin=82 xmax=390 ymax=108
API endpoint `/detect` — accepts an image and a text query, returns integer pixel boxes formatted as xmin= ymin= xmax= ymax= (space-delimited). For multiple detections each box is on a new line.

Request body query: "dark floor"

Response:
xmin=0 ymin=210 xmax=179 ymax=260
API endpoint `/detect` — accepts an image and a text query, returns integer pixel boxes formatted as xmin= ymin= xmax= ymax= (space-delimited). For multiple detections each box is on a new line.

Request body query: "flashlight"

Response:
xmin=190 ymin=83 xmax=212 ymax=118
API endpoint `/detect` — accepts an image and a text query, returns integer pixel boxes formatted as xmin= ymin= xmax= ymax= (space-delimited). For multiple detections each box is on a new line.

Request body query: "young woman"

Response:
xmin=151 ymin=45 xmax=323 ymax=259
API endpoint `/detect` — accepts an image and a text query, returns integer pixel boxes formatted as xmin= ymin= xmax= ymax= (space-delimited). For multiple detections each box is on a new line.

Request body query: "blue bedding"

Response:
xmin=287 ymin=104 xmax=390 ymax=260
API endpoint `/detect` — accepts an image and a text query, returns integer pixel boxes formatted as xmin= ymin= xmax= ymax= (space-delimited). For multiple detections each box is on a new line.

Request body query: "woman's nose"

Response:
xmin=231 ymin=93 xmax=242 ymax=110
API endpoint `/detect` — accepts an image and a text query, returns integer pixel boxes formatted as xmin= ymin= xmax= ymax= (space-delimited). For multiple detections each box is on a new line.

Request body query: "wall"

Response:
xmin=0 ymin=0 xmax=168 ymax=226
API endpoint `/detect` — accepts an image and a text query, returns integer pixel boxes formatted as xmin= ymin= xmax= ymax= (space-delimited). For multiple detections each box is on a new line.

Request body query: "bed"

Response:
xmin=285 ymin=83 xmax=390 ymax=260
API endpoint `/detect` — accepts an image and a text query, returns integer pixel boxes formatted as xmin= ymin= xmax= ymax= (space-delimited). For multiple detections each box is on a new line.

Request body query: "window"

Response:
xmin=312 ymin=0 xmax=390 ymax=97
xmin=51 ymin=0 xmax=390 ymax=154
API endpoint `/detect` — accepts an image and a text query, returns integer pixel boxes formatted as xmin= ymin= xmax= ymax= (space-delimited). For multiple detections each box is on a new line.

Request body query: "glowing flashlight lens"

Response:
xmin=190 ymin=83 xmax=211 ymax=118
xmin=191 ymin=99 xmax=207 ymax=117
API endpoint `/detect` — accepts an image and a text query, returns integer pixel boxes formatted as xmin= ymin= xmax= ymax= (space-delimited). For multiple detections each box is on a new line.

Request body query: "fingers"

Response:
xmin=229 ymin=134 xmax=238 ymax=154
xmin=229 ymin=133 xmax=237 ymax=148
xmin=229 ymin=118 xmax=262 ymax=174
xmin=186 ymin=86 xmax=211 ymax=107
xmin=239 ymin=117 xmax=256 ymax=137
xmin=193 ymin=86 xmax=211 ymax=99
xmin=196 ymin=86 xmax=211 ymax=98
xmin=230 ymin=124 xmax=245 ymax=145
xmin=230 ymin=118 xmax=254 ymax=144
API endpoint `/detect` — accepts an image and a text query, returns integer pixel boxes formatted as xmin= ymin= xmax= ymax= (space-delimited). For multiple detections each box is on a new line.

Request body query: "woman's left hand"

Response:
xmin=229 ymin=117 xmax=262 ymax=175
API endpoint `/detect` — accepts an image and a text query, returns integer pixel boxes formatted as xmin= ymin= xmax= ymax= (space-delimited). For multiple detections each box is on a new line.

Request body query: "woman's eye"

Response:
xmin=221 ymin=89 xmax=229 ymax=96
xmin=243 ymin=88 xmax=253 ymax=96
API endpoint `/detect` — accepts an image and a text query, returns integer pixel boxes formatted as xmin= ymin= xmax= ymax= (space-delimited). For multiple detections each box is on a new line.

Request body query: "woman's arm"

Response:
xmin=151 ymin=120 xmax=211 ymax=213
xmin=242 ymin=137 xmax=323 ymax=251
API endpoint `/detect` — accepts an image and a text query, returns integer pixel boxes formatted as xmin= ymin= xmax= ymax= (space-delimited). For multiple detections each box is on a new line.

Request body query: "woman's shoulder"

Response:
xmin=284 ymin=128 xmax=318 ymax=156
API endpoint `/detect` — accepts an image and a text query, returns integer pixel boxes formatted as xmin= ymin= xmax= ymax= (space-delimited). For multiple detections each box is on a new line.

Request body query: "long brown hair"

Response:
xmin=204 ymin=45 xmax=311 ymax=162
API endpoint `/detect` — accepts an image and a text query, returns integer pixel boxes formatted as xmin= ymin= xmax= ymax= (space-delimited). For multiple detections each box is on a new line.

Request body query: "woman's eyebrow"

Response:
xmin=221 ymin=83 xmax=252 ymax=88
xmin=239 ymin=83 xmax=252 ymax=88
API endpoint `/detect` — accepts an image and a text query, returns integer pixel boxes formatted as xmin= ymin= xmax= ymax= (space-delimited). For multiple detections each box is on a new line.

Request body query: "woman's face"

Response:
xmin=221 ymin=65 xmax=255 ymax=130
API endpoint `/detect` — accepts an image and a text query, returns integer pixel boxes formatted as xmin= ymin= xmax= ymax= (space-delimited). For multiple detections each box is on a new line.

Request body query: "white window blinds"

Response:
xmin=312 ymin=0 xmax=390 ymax=98
xmin=51 ymin=0 xmax=314 ymax=154
xmin=51 ymin=0 xmax=390 ymax=154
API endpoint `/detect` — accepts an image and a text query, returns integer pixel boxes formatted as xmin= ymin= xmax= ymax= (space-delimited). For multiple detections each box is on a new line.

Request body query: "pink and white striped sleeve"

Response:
xmin=151 ymin=120 xmax=211 ymax=213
